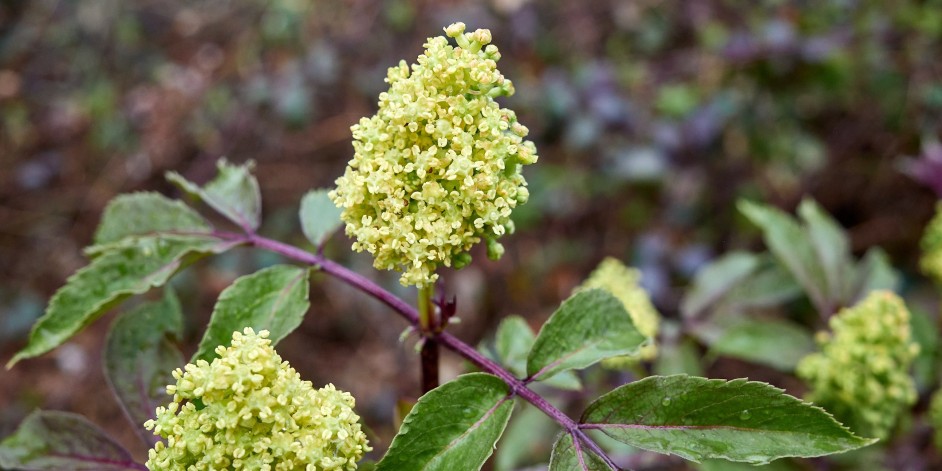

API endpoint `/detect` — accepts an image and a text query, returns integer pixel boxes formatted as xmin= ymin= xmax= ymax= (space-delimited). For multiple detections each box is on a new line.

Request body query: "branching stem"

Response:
xmin=226 ymin=231 xmax=621 ymax=470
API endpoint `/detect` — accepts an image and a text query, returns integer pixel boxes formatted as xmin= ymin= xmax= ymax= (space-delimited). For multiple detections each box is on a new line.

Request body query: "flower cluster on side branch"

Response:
xmin=144 ymin=328 xmax=370 ymax=471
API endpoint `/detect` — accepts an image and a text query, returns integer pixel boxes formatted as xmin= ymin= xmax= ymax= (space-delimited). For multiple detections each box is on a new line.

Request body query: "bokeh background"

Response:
xmin=2 ymin=0 xmax=942 ymax=469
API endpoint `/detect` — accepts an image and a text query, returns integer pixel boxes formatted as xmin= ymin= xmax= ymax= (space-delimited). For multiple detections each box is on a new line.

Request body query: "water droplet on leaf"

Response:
xmin=661 ymin=397 xmax=672 ymax=406
xmin=740 ymin=410 xmax=751 ymax=420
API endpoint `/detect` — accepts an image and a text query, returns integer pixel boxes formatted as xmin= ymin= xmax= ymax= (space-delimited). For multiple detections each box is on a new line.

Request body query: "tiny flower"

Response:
xmin=575 ymin=257 xmax=661 ymax=366
xmin=144 ymin=328 xmax=371 ymax=470
xmin=330 ymin=23 xmax=538 ymax=287
xmin=796 ymin=291 xmax=919 ymax=439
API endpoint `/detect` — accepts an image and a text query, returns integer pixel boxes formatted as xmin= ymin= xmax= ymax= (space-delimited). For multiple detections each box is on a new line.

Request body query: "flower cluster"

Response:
xmin=576 ymin=257 xmax=660 ymax=364
xmin=921 ymin=202 xmax=942 ymax=284
xmin=796 ymin=291 xmax=919 ymax=439
xmin=144 ymin=328 xmax=370 ymax=470
xmin=330 ymin=22 xmax=538 ymax=287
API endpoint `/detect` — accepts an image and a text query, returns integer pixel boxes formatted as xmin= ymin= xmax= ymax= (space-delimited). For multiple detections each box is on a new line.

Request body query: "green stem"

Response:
xmin=417 ymin=285 xmax=439 ymax=393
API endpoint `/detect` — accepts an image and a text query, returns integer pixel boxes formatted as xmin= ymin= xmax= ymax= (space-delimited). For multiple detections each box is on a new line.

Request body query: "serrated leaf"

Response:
xmin=104 ymin=290 xmax=184 ymax=446
xmin=739 ymin=200 xmax=829 ymax=313
xmin=548 ymin=433 xmax=609 ymax=471
xmin=527 ymin=289 xmax=646 ymax=381
xmin=299 ymin=189 xmax=343 ymax=247
xmin=581 ymin=375 xmax=876 ymax=464
xmin=681 ymin=252 xmax=759 ymax=318
xmin=167 ymin=159 xmax=261 ymax=231
xmin=798 ymin=199 xmax=853 ymax=304
xmin=377 ymin=373 xmax=514 ymax=471
xmin=707 ymin=319 xmax=814 ymax=371
xmin=0 ymin=411 xmax=142 ymax=470
xmin=494 ymin=316 xmax=580 ymax=390
xmin=8 ymin=235 xmax=237 ymax=367
xmin=193 ymin=265 xmax=310 ymax=363
xmin=93 ymin=192 xmax=211 ymax=246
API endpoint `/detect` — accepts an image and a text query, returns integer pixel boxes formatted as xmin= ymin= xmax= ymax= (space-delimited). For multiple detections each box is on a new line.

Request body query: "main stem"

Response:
xmin=237 ymin=232 xmax=620 ymax=470
xmin=417 ymin=284 xmax=439 ymax=393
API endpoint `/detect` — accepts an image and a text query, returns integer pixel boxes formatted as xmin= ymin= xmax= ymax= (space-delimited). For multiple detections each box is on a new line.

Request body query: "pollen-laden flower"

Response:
xmin=920 ymin=202 xmax=942 ymax=284
xmin=575 ymin=257 xmax=660 ymax=367
xmin=796 ymin=291 xmax=919 ymax=439
xmin=144 ymin=328 xmax=370 ymax=471
xmin=329 ymin=22 xmax=538 ymax=287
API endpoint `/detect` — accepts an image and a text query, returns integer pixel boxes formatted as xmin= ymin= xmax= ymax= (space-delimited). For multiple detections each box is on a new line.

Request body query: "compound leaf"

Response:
xmin=93 ymin=192 xmax=211 ymax=246
xmin=167 ymin=159 xmax=261 ymax=231
xmin=0 ymin=411 xmax=142 ymax=470
xmin=581 ymin=375 xmax=876 ymax=464
xmin=8 ymin=234 xmax=238 ymax=367
xmin=377 ymin=373 xmax=513 ymax=471
xmin=193 ymin=265 xmax=310 ymax=363
xmin=548 ymin=433 xmax=609 ymax=471
xmin=527 ymin=289 xmax=646 ymax=381
xmin=104 ymin=289 xmax=184 ymax=446
xmin=494 ymin=316 xmax=580 ymax=390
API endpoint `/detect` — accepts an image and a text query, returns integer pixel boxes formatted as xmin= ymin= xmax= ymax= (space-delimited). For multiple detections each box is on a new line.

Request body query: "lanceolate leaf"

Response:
xmin=527 ymin=289 xmax=646 ymax=381
xmin=798 ymin=199 xmax=853 ymax=304
xmin=104 ymin=290 xmax=184 ymax=445
xmin=681 ymin=252 xmax=759 ymax=319
xmin=739 ymin=200 xmax=829 ymax=313
xmin=581 ymin=375 xmax=876 ymax=464
xmin=851 ymin=248 xmax=899 ymax=302
xmin=377 ymin=373 xmax=514 ymax=471
xmin=8 ymin=235 xmax=238 ymax=367
xmin=0 ymin=411 xmax=143 ymax=470
xmin=193 ymin=265 xmax=310 ymax=363
xmin=167 ymin=159 xmax=261 ymax=232
xmin=299 ymin=189 xmax=344 ymax=247
xmin=707 ymin=319 xmax=814 ymax=372
xmin=548 ymin=433 xmax=609 ymax=471
xmin=92 ymin=192 xmax=211 ymax=246
xmin=494 ymin=316 xmax=580 ymax=390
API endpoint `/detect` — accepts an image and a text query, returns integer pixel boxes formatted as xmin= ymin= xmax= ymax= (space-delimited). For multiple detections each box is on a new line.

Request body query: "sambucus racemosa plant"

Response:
xmin=1 ymin=23 xmax=881 ymax=470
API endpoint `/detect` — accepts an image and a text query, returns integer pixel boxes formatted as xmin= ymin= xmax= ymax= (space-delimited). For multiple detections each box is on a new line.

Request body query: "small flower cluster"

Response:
xmin=796 ymin=291 xmax=919 ymax=439
xmin=576 ymin=257 xmax=660 ymax=364
xmin=144 ymin=328 xmax=370 ymax=471
xmin=921 ymin=202 xmax=942 ymax=284
xmin=330 ymin=22 xmax=537 ymax=287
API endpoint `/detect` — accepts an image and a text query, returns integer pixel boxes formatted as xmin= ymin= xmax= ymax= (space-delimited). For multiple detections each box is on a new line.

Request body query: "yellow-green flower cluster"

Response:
xmin=920 ymin=202 xmax=942 ymax=284
xmin=144 ymin=328 xmax=370 ymax=470
xmin=576 ymin=257 xmax=660 ymax=365
xmin=330 ymin=22 xmax=538 ymax=287
xmin=796 ymin=291 xmax=919 ymax=439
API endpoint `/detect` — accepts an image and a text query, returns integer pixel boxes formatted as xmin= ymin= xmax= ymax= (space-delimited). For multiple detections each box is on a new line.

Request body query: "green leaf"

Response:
xmin=193 ymin=265 xmax=310 ymax=363
xmin=92 ymin=192 xmax=211 ymax=246
xmin=653 ymin=337 xmax=704 ymax=377
xmin=681 ymin=252 xmax=759 ymax=318
xmin=8 ymin=234 xmax=238 ymax=367
xmin=495 ymin=403 xmax=556 ymax=471
xmin=167 ymin=159 xmax=261 ymax=231
xmin=0 ymin=411 xmax=142 ymax=470
xmin=798 ymin=199 xmax=853 ymax=303
xmin=548 ymin=433 xmax=609 ymax=471
xmin=739 ymin=200 xmax=829 ymax=313
xmin=377 ymin=373 xmax=514 ymax=471
xmin=299 ymin=189 xmax=343 ymax=247
xmin=720 ymin=260 xmax=803 ymax=309
xmin=851 ymin=248 xmax=899 ymax=302
xmin=581 ymin=375 xmax=876 ymax=464
xmin=104 ymin=290 xmax=184 ymax=446
xmin=494 ymin=316 xmax=580 ymax=390
xmin=707 ymin=319 xmax=815 ymax=371
xmin=527 ymin=289 xmax=646 ymax=381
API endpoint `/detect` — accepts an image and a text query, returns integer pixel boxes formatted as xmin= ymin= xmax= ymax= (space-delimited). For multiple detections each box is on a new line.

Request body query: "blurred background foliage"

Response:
xmin=2 ymin=0 xmax=942 ymax=469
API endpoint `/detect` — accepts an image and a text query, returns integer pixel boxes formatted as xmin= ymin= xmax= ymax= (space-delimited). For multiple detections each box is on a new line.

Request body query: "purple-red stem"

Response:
xmin=229 ymin=231 xmax=620 ymax=470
